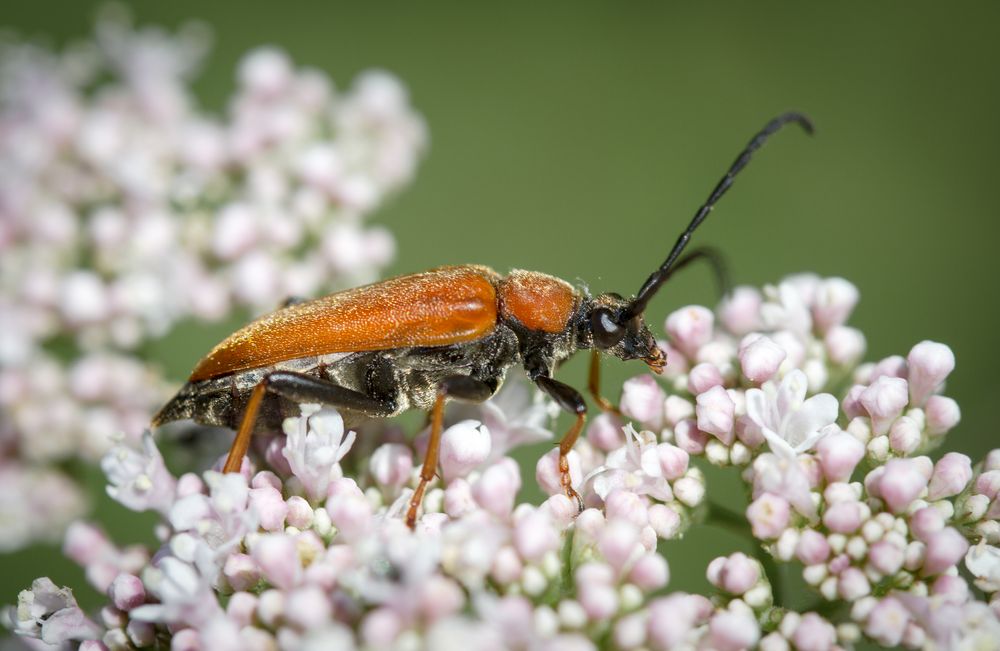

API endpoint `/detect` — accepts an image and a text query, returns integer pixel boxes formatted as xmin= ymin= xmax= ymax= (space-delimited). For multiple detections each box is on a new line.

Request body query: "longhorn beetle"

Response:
xmin=154 ymin=112 xmax=813 ymax=527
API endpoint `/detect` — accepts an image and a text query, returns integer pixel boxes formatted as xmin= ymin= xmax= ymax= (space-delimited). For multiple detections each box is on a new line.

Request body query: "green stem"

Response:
xmin=705 ymin=501 xmax=784 ymax=606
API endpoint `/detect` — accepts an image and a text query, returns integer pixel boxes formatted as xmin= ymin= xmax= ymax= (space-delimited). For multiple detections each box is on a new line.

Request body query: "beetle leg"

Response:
xmin=587 ymin=350 xmax=621 ymax=415
xmin=280 ymin=295 xmax=307 ymax=308
xmin=534 ymin=376 xmax=587 ymax=512
xmin=406 ymin=375 xmax=496 ymax=528
xmin=223 ymin=371 xmax=395 ymax=473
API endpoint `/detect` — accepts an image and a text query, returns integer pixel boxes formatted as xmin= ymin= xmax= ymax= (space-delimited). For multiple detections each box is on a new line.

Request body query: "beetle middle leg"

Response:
xmin=406 ymin=375 xmax=496 ymax=528
xmin=535 ymin=375 xmax=587 ymax=511
xmin=223 ymin=371 xmax=396 ymax=473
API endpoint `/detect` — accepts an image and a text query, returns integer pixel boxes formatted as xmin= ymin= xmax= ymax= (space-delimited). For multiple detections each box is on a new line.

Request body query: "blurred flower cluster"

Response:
xmin=10 ymin=274 xmax=998 ymax=650
xmin=0 ymin=7 xmax=426 ymax=550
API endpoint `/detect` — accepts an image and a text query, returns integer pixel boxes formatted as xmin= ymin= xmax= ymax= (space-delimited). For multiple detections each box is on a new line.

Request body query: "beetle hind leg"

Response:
xmin=534 ymin=375 xmax=587 ymax=512
xmin=406 ymin=375 xmax=496 ymax=529
xmin=223 ymin=371 xmax=396 ymax=473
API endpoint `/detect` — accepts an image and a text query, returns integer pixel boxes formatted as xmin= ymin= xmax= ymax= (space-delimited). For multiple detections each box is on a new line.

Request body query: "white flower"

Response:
xmin=102 ymin=431 xmax=177 ymax=514
xmin=131 ymin=556 xmax=222 ymax=627
xmin=14 ymin=578 xmax=102 ymax=644
xmin=282 ymin=405 xmax=356 ymax=501
xmin=751 ymin=453 xmax=817 ymax=518
xmin=459 ymin=377 xmax=555 ymax=463
xmin=585 ymin=424 xmax=675 ymax=502
xmin=965 ymin=541 xmax=1000 ymax=593
xmin=745 ymin=370 xmax=838 ymax=459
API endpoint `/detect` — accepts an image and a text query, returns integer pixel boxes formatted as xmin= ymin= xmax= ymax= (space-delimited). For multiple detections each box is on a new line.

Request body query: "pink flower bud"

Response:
xmin=975 ymin=470 xmax=1000 ymax=499
xmin=285 ymin=496 xmax=313 ymax=529
xmin=666 ymin=306 xmax=714 ymax=359
xmin=177 ymin=473 xmax=207 ymax=497
xmin=825 ymin=326 xmax=866 ymax=366
xmin=747 ymin=493 xmax=791 ymax=540
xmin=251 ymin=471 xmax=282 ymax=491
xmin=888 ymin=417 xmax=921 ymax=455
xmin=841 ymin=385 xmax=867 ymax=420
xmin=674 ymin=419 xmax=709 ymax=454
xmin=816 ymin=430 xmax=865 ymax=482
xmin=109 ymin=573 xmax=145 ymax=611
xmin=875 ymin=459 xmax=928 ymax=514
xmin=792 ymin=613 xmax=837 ymax=651
xmin=922 ymin=527 xmax=968 ymax=576
xmin=812 ymin=277 xmax=859 ymax=331
xmin=925 ymin=395 xmax=960 ymax=435
xmin=605 ymin=490 xmax=649 ymax=527
xmin=440 ymin=420 xmax=491 ymax=482
xmin=719 ymin=286 xmax=762 ymax=335
xmin=655 ymin=443 xmax=690 ymax=481
xmin=796 ymin=529 xmax=831 ymax=565
xmin=514 ymin=510 xmax=559 ymax=562
xmin=861 ymin=376 xmax=909 ymax=436
xmin=227 ymin=592 xmax=258 ymax=627
xmin=909 ymin=506 xmax=944 ymax=541
xmin=648 ymin=503 xmax=681 ymax=539
xmin=587 ymin=413 xmax=625 ymax=452
xmin=286 ymin=585 xmax=332 ymax=630
xmin=696 ymin=385 xmax=735 ymax=444
xmin=418 ymin=576 xmax=465 ymax=621
xmin=907 ymin=341 xmax=955 ymax=406
xmin=688 ymin=363 xmax=724 ymax=395
xmin=369 ymin=443 xmax=413 ymax=489
xmin=490 ymin=547 xmax=523 ymax=585
xmin=709 ymin=552 xmax=760 ymax=595
xmin=928 ymin=452 xmax=972 ymax=500
xmin=443 ymin=477 xmax=476 ymax=518
xmin=252 ymin=534 xmax=300 ymax=590
xmin=823 ymin=501 xmax=863 ymax=534
xmin=869 ymin=355 xmax=907 ymax=382
xmin=361 ymin=608 xmax=402 ymax=648
xmin=739 ymin=334 xmax=786 ymax=384
xmin=474 ymin=457 xmax=521 ymax=516
xmin=647 ymin=594 xmax=712 ymax=649
xmin=931 ymin=574 xmax=969 ymax=603
xmin=708 ymin=610 xmax=760 ymax=651
xmin=249 ymin=486 xmax=288 ymax=532
xmin=326 ymin=493 xmax=372 ymax=541
xmin=63 ymin=522 xmax=112 ymax=566
xmin=628 ymin=552 xmax=669 ymax=590
xmin=540 ymin=493 xmax=577 ymax=528
xmin=224 ymin=553 xmax=261 ymax=592
xmin=985 ymin=449 xmax=1000 ymax=472
xmin=868 ymin=540 xmax=905 ymax=576
xmin=620 ymin=374 xmax=666 ymax=428
xmin=838 ymin=567 xmax=870 ymax=599
xmin=598 ymin=520 xmax=641 ymax=571
xmin=865 ymin=597 xmax=909 ymax=646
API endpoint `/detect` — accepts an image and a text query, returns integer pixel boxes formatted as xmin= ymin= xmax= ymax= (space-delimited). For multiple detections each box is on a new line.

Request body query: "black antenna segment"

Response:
xmin=622 ymin=112 xmax=813 ymax=320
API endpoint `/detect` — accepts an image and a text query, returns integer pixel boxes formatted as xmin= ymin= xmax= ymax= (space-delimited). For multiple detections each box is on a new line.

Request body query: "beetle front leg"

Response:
xmin=406 ymin=376 xmax=496 ymax=528
xmin=224 ymin=371 xmax=396 ymax=473
xmin=534 ymin=375 xmax=587 ymax=511
xmin=587 ymin=350 xmax=621 ymax=415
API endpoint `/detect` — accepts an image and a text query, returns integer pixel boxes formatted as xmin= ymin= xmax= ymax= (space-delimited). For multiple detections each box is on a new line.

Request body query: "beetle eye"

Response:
xmin=591 ymin=307 xmax=626 ymax=349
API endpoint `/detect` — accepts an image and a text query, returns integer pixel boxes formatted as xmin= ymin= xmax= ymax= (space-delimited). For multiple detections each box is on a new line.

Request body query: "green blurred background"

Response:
xmin=4 ymin=0 xmax=1000 ymax=624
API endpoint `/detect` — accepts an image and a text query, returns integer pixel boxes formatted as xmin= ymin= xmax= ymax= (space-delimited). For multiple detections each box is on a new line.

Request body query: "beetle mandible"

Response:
xmin=154 ymin=112 xmax=813 ymax=527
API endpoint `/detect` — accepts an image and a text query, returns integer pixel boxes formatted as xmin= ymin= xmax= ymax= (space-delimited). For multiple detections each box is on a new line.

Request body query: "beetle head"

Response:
xmin=588 ymin=293 xmax=665 ymax=374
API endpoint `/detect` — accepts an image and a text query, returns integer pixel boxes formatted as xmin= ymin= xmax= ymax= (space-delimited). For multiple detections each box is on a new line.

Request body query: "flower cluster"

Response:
xmin=10 ymin=273 xmax=999 ymax=650
xmin=0 ymin=8 xmax=426 ymax=549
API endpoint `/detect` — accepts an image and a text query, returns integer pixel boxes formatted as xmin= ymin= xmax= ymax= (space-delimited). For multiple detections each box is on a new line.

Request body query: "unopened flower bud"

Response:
xmin=907 ymin=341 xmax=955 ymax=407
xmin=620 ymin=374 xmax=666 ymax=428
xmin=861 ymin=376 xmax=909 ymax=436
xmin=928 ymin=452 xmax=972 ymax=501
xmin=696 ymin=385 xmax=735 ymax=444
xmin=925 ymin=395 xmax=960 ymax=435
xmin=666 ymin=306 xmax=714 ymax=359
xmin=440 ymin=420 xmax=490 ymax=482
xmin=739 ymin=334 xmax=786 ymax=384
xmin=688 ymin=363 xmax=724 ymax=395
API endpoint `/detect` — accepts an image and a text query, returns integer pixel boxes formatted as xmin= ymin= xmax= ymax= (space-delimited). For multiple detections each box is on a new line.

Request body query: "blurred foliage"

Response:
xmin=3 ymin=0 xmax=999 ymax=622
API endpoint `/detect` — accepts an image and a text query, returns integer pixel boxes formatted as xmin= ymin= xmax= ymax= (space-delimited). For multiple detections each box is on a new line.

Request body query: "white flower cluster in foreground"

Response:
xmin=0 ymin=8 xmax=426 ymax=549
xmin=8 ymin=275 xmax=999 ymax=650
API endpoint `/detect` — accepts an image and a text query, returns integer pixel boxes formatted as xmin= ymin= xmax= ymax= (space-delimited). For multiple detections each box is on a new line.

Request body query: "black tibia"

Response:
xmin=534 ymin=375 xmax=587 ymax=511
xmin=535 ymin=375 xmax=586 ymax=415
xmin=222 ymin=371 xmax=396 ymax=473
xmin=406 ymin=375 xmax=496 ymax=528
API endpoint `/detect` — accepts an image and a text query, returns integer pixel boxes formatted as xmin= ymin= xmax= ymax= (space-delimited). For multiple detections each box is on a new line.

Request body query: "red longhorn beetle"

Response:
xmin=154 ymin=112 xmax=813 ymax=527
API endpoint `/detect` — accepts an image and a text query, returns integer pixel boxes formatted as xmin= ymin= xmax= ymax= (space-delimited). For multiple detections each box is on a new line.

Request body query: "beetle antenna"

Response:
xmin=622 ymin=111 xmax=813 ymax=320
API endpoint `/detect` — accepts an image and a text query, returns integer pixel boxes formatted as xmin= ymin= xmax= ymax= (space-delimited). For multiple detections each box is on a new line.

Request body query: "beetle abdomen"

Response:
xmin=189 ymin=265 xmax=501 ymax=381
xmin=498 ymin=270 xmax=578 ymax=334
